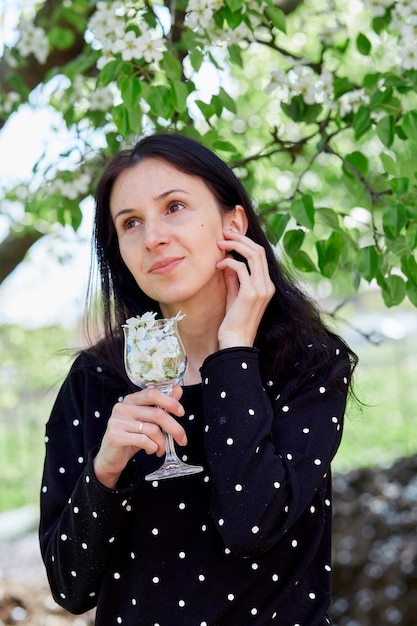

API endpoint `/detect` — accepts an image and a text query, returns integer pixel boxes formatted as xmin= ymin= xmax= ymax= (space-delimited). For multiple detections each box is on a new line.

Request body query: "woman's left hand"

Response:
xmin=216 ymin=230 xmax=275 ymax=349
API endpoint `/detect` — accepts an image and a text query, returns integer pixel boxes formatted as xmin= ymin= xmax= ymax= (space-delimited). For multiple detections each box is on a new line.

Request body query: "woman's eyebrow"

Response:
xmin=154 ymin=187 xmax=190 ymax=200
xmin=113 ymin=188 xmax=191 ymax=222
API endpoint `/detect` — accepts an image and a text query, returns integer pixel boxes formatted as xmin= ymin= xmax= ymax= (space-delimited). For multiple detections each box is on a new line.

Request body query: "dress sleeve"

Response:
xmin=39 ymin=353 xmax=138 ymax=614
xmin=200 ymin=345 xmax=350 ymax=558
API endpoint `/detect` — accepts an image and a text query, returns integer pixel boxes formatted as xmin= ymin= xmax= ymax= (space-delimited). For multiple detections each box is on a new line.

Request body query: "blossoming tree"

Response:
xmin=1 ymin=0 xmax=417 ymax=308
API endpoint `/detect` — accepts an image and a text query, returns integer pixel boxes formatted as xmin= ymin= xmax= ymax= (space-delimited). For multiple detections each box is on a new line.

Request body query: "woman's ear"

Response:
xmin=224 ymin=204 xmax=248 ymax=234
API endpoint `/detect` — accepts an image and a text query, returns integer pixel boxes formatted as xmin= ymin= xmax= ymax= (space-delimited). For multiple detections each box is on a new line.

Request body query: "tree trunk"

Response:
xmin=0 ymin=230 xmax=44 ymax=285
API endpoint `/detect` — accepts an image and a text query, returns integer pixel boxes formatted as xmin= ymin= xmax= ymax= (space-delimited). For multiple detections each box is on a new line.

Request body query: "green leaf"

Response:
xmin=315 ymin=207 xmax=340 ymax=230
xmin=162 ymin=51 xmax=183 ymax=81
xmin=195 ymin=100 xmax=216 ymax=119
xmin=356 ymin=33 xmax=371 ymax=55
xmin=406 ymin=281 xmax=417 ymax=307
xmin=372 ymin=12 xmax=392 ymax=34
xmin=291 ymin=195 xmax=315 ymax=229
xmin=228 ymin=44 xmax=243 ymax=67
xmin=333 ymin=77 xmax=356 ymax=99
xmin=390 ymin=178 xmax=409 ymax=196
xmin=379 ymin=274 xmax=406 ymax=307
xmin=401 ymin=254 xmax=417 ymax=285
xmin=399 ymin=159 xmax=417 ymax=180
xmin=344 ymin=151 xmax=369 ymax=177
xmin=111 ymin=104 xmax=130 ymax=135
xmin=380 ymin=152 xmax=397 ymax=176
xmin=316 ymin=231 xmax=345 ymax=278
xmin=265 ymin=4 xmax=286 ymax=33
xmin=376 ymin=115 xmax=394 ymax=147
xmin=406 ymin=224 xmax=417 ymax=251
xmin=283 ymin=229 xmax=305 ymax=257
xmin=269 ymin=212 xmax=290 ymax=243
xmin=225 ymin=0 xmax=243 ymax=11
xmin=383 ymin=203 xmax=406 ymax=240
xmin=292 ymin=250 xmax=317 ymax=272
xmin=369 ymin=85 xmax=393 ymax=107
xmin=281 ymin=95 xmax=304 ymax=122
xmin=147 ymin=85 xmax=174 ymax=119
xmin=217 ymin=87 xmax=237 ymax=114
xmin=128 ymin=106 xmax=142 ymax=134
xmin=212 ymin=140 xmax=237 ymax=153
xmin=98 ymin=59 xmax=122 ymax=86
xmin=119 ymin=75 xmax=142 ymax=108
xmin=353 ymin=106 xmax=372 ymax=139
xmin=401 ymin=110 xmax=417 ymax=138
xmin=189 ymin=50 xmax=204 ymax=72
xmin=172 ymin=80 xmax=189 ymax=113
xmin=356 ymin=245 xmax=379 ymax=282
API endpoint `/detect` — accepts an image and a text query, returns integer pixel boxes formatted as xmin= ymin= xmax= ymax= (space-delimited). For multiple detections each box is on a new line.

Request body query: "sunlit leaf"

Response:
xmin=356 ymin=32 xmax=371 ymax=55
xmin=316 ymin=232 xmax=345 ymax=278
xmin=379 ymin=274 xmax=406 ymax=307
xmin=383 ymin=203 xmax=406 ymax=239
xmin=283 ymin=229 xmax=305 ymax=257
xmin=291 ymin=195 xmax=315 ymax=229
xmin=353 ymin=106 xmax=372 ymax=139
xmin=356 ymin=245 xmax=379 ymax=282
xmin=292 ymin=250 xmax=317 ymax=272
xmin=376 ymin=115 xmax=394 ymax=147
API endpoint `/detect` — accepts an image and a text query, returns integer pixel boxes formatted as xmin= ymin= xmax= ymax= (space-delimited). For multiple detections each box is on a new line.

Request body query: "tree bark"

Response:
xmin=0 ymin=230 xmax=44 ymax=285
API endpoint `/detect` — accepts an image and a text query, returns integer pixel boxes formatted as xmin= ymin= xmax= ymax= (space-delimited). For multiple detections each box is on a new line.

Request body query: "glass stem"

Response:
xmin=158 ymin=384 xmax=180 ymax=462
xmin=164 ymin=432 xmax=180 ymax=462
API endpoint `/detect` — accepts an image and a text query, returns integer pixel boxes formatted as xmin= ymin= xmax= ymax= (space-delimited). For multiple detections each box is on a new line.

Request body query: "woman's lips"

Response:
xmin=149 ymin=257 xmax=183 ymax=274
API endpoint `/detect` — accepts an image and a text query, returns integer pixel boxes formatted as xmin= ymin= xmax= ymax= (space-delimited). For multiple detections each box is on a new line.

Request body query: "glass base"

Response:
xmin=145 ymin=459 xmax=204 ymax=481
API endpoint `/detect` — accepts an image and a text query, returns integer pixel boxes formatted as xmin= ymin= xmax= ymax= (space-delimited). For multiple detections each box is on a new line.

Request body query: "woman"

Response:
xmin=39 ymin=132 xmax=357 ymax=625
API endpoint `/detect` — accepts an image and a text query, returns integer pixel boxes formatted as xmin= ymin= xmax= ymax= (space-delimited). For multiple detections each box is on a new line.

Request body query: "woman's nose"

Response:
xmin=143 ymin=217 xmax=169 ymax=249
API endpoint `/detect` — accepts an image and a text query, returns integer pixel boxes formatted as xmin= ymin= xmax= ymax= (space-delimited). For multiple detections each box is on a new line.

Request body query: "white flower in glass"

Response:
xmin=123 ymin=312 xmax=203 ymax=480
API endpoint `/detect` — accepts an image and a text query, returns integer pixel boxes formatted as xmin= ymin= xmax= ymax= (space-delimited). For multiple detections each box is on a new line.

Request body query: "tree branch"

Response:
xmin=0 ymin=230 xmax=44 ymax=285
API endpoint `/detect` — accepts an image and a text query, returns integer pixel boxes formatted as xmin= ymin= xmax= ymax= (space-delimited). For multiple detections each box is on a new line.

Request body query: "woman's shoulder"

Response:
xmin=68 ymin=335 xmax=126 ymax=384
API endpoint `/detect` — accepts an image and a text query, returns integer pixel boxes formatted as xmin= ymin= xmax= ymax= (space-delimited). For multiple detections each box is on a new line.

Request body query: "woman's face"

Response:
xmin=110 ymin=158 xmax=242 ymax=312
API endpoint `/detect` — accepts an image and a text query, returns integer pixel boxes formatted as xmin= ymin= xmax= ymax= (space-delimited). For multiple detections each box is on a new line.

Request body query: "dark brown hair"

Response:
xmin=87 ymin=132 xmax=357 ymax=386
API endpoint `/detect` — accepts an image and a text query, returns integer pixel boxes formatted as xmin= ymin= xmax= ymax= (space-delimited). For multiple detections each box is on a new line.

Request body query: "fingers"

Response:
xmin=216 ymin=231 xmax=275 ymax=348
xmin=217 ymin=230 xmax=275 ymax=298
xmin=122 ymin=385 xmax=187 ymax=447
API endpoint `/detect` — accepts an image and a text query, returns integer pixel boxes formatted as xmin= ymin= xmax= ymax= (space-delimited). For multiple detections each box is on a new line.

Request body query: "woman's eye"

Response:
xmin=168 ymin=201 xmax=184 ymax=213
xmin=124 ymin=217 xmax=142 ymax=230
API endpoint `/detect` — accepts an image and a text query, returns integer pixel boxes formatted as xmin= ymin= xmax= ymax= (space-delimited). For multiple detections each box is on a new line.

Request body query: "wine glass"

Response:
xmin=123 ymin=313 xmax=203 ymax=481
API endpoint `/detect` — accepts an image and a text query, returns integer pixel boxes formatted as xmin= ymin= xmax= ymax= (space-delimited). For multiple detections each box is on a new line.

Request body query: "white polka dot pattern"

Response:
xmin=39 ymin=342 xmax=349 ymax=624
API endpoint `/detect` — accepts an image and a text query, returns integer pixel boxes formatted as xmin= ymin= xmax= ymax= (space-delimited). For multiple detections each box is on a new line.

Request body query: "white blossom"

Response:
xmin=365 ymin=0 xmax=392 ymax=18
xmin=112 ymin=30 xmax=146 ymax=62
xmin=338 ymin=89 xmax=370 ymax=117
xmin=394 ymin=0 xmax=417 ymax=21
xmin=90 ymin=87 xmax=115 ymax=111
xmin=123 ymin=312 xmax=186 ymax=385
xmin=1 ymin=91 xmax=21 ymax=114
xmin=140 ymin=30 xmax=165 ymax=64
xmin=97 ymin=51 xmax=117 ymax=70
xmin=50 ymin=172 xmax=91 ymax=200
xmin=398 ymin=41 xmax=417 ymax=70
xmin=290 ymin=66 xmax=317 ymax=105
xmin=319 ymin=68 xmax=334 ymax=102
xmin=16 ymin=19 xmax=49 ymax=64
xmin=185 ymin=0 xmax=223 ymax=31
xmin=265 ymin=70 xmax=287 ymax=95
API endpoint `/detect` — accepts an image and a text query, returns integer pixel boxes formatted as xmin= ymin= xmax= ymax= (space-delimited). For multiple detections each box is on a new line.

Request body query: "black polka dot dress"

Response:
xmin=39 ymin=344 xmax=350 ymax=625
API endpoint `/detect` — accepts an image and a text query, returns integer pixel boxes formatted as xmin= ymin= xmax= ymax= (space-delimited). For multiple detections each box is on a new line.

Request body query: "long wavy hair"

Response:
xmin=86 ymin=132 xmax=357 ymax=386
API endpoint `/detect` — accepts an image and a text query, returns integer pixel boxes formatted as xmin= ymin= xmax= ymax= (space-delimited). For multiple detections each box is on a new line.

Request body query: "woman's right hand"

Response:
xmin=93 ymin=385 xmax=186 ymax=488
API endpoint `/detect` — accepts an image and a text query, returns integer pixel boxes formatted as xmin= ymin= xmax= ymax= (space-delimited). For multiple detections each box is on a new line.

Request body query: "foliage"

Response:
xmin=1 ymin=0 xmax=417 ymax=306
xmin=0 ymin=324 xmax=79 ymax=512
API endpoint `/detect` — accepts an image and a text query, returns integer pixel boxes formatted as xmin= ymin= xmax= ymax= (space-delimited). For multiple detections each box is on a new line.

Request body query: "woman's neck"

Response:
xmin=161 ymin=300 xmax=225 ymax=385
